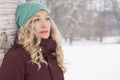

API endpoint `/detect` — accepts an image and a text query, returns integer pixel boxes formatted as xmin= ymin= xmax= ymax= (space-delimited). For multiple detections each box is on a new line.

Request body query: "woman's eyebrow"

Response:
xmin=34 ymin=15 xmax=41 ymax=17
xmin=34 ymin=14 xmax=49 ymax=17
xmin=46 ymin=14 xmax=50 ymax=17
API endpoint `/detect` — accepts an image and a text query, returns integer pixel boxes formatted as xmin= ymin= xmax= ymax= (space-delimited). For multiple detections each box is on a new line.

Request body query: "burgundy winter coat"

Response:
xmin=0 ymin=38 xmax=64 ymax=80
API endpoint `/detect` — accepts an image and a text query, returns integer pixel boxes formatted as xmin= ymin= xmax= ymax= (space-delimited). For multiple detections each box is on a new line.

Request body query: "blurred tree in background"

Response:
xmin=46 ymin=0 xmax=120 ymax=44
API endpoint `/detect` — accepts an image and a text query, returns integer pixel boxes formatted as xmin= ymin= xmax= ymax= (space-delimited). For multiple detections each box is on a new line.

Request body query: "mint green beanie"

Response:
xmin=16 ymin=1 xmax=50 ymax=27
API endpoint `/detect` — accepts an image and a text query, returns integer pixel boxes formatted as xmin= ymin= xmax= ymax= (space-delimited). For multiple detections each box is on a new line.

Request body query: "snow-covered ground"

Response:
xmin=63 ymin=39 xmax=120 ymax=80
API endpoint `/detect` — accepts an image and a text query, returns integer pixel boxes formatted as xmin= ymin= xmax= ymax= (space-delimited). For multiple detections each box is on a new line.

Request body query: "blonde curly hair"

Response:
xmin=17 ymin=16 xmax=66 ymax=72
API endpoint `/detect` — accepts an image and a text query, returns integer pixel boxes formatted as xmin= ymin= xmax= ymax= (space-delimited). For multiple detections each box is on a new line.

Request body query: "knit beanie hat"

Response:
xmin=16 ymin=1 xmax=50 ymax=27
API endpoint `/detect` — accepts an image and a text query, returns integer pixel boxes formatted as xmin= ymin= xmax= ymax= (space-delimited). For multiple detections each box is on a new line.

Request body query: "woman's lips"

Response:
xmin=39 ymin=30 xmax=48 ymax=34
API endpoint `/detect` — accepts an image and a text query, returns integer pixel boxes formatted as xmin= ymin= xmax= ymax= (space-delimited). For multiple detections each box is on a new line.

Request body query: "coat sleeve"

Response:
xmin=0 ymin=48 xmax=25 ymax=80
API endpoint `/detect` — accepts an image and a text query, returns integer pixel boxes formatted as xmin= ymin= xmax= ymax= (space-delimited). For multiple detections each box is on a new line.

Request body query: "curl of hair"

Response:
xmin=17 ymin=16 xmax=66 ymax=72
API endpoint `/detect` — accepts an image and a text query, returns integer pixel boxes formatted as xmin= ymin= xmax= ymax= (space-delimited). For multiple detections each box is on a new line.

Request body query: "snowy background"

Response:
xmin=0 ymin=0 xmax=120 ymax=80
xmin=63 ymin=37 xmax=120 ymax=80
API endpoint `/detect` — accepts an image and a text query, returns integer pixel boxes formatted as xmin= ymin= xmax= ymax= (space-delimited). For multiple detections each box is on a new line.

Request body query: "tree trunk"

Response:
xmin=0 ymin=0 xmax=26 ymax=64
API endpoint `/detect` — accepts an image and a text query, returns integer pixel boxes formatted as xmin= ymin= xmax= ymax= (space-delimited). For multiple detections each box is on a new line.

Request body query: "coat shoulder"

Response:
xmin=0 ymin=45 xmax=27 ymax=80
xmin=2 ymin=44 xmax=31 ymax=67
xmin=5 ymin=45 xmax=29 ymax=59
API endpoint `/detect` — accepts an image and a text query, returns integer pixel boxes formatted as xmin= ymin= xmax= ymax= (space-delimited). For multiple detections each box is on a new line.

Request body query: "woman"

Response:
xmin=0 ymin=1 xmax=66 ymax=80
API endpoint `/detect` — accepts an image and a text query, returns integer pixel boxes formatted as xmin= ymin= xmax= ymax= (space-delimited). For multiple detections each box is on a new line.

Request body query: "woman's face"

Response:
xmin=32 ymin=10 xmax=51 ymax=39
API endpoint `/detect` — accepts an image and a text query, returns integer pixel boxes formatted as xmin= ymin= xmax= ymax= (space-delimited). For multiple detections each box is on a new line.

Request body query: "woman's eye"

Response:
xmin=34 ymin=18 xmax=40 ymax=22
xmin=46 ymin=18 xmax=50 ymax=20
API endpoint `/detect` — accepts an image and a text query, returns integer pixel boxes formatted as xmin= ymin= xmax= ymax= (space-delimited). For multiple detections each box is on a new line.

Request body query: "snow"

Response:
xmin=63 ymin=40 xmax=120 ymax=80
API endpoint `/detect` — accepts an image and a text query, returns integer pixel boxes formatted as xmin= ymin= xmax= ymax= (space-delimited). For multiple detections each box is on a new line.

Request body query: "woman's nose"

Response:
xmin=41 ymin=21 xmax=46 ymax=28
